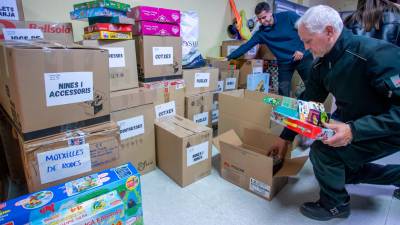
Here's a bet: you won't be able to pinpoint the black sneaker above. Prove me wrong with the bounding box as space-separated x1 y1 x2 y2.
300 200 350 221
394 188 400 200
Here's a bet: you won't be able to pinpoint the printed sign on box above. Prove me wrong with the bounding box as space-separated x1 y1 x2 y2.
37 144 92 184
2 28 43 40
117 115 145 141
193 111 209 126
104 47 126 68
0 0 19 20
155 101 176 119
152 46 173 65
225 77 237 90
194 72 210 88
187 141 209 167
217 80 224 93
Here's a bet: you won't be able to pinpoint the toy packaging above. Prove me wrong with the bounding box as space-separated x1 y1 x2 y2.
247 73 270 93
128 6 181 24
84 30 132 40
70 7 127 20
0 163 143 225
74 0 131 12
84 23 133 33
264 97 335 140
88 16 135 25
133 21 180 37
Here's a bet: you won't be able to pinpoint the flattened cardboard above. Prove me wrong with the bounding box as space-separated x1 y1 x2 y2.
185 92 213 127
183 67 219 96
155 115 212 187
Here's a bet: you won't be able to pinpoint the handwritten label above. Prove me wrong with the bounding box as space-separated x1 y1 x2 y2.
155 101 176 119
187 141 209 167
153 47 173 65
3 28 44 40
117 115 145 141
37 144 91 184
0 0 19 20
104 47 126 68
225 77 236 90
193 112 209 126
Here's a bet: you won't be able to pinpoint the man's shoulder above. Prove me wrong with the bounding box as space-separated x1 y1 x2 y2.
346 34 399 61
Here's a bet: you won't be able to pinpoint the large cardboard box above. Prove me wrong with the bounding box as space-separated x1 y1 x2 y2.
81 40 139 91
0 0 24 21
0 20 73 44
111 88 156 175
236 59 264 88
214 129 307 200
155 115 212 187
183 67 219 96
3 121 121 192
185 92 213 127
0 41 110 141
221 40 258 59
218 89 283 138
135 35 182 82
140 79 185 117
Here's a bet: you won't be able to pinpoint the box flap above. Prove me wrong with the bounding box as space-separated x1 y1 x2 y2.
111 88 155 111
274 156 308 177
1 40 102 50
213 129 242 151
155 115 211 139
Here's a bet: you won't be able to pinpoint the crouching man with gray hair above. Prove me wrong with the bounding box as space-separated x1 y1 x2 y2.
268 5 400 221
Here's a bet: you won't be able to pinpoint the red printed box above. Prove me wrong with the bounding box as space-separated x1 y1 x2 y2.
84 23 132 33
133 21 180 37
128 6 180 24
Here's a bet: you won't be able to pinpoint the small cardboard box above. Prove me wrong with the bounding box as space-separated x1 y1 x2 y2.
185 92 213 127
183 67 219 96
81 39 139 92
236 59 264 88
0 163 143 225
206 57 235 72
135 35 182 82
155 115 212 187
220 69 240 91
221 40 258 59
0 20 73 44
111 88 156 175
0 0 24 21
214 129 307 200
0 41 111 141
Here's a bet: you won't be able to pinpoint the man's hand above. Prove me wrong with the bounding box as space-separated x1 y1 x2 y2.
268 137 291 159
292 51 304 61
322 121 353 147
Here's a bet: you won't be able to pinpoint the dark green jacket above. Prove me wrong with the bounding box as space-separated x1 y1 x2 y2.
281 29 400 143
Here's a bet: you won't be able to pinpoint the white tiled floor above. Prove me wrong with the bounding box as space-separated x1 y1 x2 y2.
140 147 400 225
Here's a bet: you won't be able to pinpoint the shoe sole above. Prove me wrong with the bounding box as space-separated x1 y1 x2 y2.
300 206 350 221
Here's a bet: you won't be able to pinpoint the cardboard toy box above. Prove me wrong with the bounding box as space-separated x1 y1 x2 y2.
221 40 258 59
0 163 143 225
111 88 156 175
140 79 185 117
183 67 219 96
0 41 110 141
0 20 73 44
81 39 139 92
185 92 213 127
135 35 182 82
1 119 121 192
129 6 181 24
0 0 24 21
133 20 180 37
235 59 264 88
155 115 212 187
214 129 307 200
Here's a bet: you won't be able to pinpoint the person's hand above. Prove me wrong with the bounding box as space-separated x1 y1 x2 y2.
221 57 228 61
322 121 353 147
268 137 291 159
292 51 304 61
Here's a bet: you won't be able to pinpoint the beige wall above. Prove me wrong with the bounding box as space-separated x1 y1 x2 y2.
22 0 263 57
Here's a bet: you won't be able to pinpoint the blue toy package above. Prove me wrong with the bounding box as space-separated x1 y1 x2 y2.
247 73 270 93
0 163 143 225
70 7 127 20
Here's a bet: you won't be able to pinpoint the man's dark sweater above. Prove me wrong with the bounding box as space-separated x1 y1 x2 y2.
227 11 306 64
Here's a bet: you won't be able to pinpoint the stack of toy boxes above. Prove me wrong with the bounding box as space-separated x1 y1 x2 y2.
130 6 184 120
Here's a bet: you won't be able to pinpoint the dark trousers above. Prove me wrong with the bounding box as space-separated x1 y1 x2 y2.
310 136 400 208
277 53 314 97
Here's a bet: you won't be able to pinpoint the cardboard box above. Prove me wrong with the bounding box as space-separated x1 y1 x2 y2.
206 57 235 72
81 39 139 92
256 44 276 60
2 121 120 192
0 20 73 44
133 20 180 36
236 59 264 88
135 35 182 82
214 129 307 200
155 115 212 187
0 41 110 140
218 89 283 138
0 163 143 224
220 69 240 91
129 6 181 24
183 67 219 96
140 79 185 117
0 0 24 21
221 40 258 59
185 92 213 127
111 88 156 175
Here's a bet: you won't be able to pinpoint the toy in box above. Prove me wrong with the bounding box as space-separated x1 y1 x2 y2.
0 163 143 225
247 73 270 93
70 7 127 20
264 97 335 140
74 0 131 12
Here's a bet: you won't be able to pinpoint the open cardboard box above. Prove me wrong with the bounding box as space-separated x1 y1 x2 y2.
214 128 307 200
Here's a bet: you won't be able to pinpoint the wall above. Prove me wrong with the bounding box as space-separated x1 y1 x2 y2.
22 0 263 57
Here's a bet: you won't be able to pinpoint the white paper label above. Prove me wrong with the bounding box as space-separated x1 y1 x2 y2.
247 46 258 56
44 72 93 107
2 28 44 40
0 0 19 20
193 112 209 126
117 115 145 141
194 72 210 88
153 47 173 65
227 45 239 55
104 47 126 68
225 77 237 90
155 101 176 119
37 144 91 184
217 80 224 93
212 110 219 123
252 67 263 74
187 141 209 167
249 177 271 198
